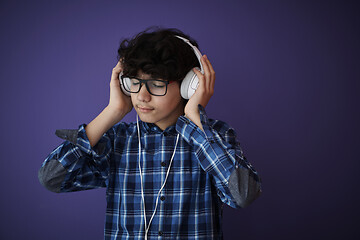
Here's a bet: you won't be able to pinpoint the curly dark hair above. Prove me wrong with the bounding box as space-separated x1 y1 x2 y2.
117 27 201 82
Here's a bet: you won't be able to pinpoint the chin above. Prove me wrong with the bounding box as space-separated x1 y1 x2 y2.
136 110 157 123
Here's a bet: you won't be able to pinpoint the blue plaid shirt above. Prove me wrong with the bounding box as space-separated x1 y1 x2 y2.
39 105 261 239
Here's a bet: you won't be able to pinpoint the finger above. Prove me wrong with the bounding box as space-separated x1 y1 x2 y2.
112 62 123 80
201 55 211 77
113 61 123 73
114 61 121 68
201 55 212 91
193 67 206 91
205 55 215 76
204 56 215 91
193 67 204 82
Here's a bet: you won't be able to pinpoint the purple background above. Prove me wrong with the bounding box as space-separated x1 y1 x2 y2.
1 0 359 239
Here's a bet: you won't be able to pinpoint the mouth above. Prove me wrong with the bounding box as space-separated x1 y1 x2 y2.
137 105 154 113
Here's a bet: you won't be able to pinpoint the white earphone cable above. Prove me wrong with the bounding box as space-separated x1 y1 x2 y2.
146 133 179 235
137 115 148 232
136 115 179 240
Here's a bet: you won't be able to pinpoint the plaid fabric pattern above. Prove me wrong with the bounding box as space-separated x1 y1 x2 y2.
43 106 260 239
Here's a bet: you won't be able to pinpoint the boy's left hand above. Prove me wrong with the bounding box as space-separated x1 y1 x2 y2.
184 55 215 130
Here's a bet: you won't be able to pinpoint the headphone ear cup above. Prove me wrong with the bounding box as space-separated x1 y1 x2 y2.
119 73 131 96
180 67 200 99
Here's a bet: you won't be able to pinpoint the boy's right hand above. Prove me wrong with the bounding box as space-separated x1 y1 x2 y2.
85 61 133 147
108 61 133 118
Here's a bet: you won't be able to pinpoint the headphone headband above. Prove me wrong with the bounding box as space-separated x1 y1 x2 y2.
174 35 204 73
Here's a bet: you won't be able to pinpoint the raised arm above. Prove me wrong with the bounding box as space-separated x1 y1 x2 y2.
86 61 133 147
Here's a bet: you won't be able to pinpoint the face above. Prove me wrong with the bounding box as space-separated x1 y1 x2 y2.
131 71 185 130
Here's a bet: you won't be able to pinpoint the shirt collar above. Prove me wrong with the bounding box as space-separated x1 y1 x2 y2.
140 120 177 135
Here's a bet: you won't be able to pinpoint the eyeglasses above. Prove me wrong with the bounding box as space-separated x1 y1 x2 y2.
121 75 174 96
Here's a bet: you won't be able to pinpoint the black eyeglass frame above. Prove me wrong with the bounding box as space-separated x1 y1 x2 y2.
120 75 174 96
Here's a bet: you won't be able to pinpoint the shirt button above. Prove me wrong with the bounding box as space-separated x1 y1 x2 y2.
160 196 166 201
185 119 190 124
163 132 168 136
158 231 163 236
161 162 166 167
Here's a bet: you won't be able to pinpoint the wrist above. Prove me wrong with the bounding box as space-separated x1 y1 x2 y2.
184 111 203 131
104 106 127 124
85 106 126 147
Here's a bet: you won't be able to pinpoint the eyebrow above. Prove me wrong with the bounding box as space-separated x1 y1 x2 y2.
131 76 168 82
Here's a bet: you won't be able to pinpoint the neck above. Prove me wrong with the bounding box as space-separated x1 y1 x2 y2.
156 102 185 131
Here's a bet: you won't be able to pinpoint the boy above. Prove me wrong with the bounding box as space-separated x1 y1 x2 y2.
38 27 262 239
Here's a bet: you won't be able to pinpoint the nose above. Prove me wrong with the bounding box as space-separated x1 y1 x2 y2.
136 83 151 102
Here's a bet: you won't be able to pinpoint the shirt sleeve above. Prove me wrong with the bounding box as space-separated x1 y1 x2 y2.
38 124 114 193
176 105 262 208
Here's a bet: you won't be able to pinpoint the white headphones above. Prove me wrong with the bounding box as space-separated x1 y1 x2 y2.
119 35 204 99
